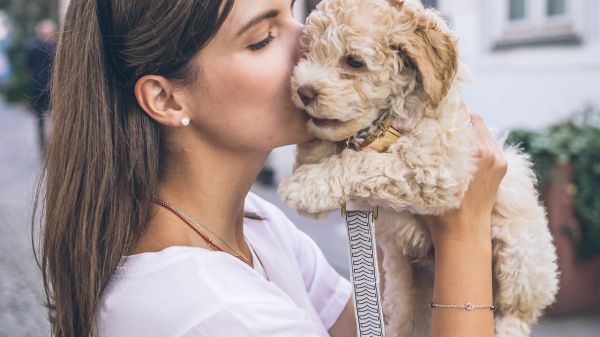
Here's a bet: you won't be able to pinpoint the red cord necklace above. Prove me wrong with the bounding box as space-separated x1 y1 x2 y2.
152 196 251 265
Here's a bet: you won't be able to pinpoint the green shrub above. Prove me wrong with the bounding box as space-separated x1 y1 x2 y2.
507 105 600 260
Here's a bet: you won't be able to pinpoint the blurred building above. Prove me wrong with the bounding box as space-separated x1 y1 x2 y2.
440 0 600 131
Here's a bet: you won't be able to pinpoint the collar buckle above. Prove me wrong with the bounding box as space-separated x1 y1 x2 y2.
347 113 405 153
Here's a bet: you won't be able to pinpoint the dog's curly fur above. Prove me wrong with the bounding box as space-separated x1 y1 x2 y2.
277 0 560 336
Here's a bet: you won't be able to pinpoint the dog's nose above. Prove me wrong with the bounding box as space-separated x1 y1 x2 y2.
297 85 317 106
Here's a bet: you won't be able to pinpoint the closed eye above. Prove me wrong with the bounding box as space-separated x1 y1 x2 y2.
248 32 275 51
244 0 297 52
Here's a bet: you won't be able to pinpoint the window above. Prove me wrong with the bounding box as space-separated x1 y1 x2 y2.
547 0 566 16
509 0 527 21
489 0 580 50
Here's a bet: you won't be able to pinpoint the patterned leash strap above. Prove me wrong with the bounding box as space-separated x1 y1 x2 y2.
342 201 386 337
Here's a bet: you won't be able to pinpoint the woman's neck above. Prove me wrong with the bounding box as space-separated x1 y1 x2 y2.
153 138 270 253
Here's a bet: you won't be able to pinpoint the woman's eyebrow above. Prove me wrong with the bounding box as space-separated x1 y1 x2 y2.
236 9 279 37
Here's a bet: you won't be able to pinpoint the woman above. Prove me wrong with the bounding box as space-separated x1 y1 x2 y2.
35 0 507 336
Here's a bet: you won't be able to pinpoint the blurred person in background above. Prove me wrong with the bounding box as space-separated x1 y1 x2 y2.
26 19 56 152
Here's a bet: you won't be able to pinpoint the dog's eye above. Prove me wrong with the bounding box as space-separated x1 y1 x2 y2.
403 57 417 72
345 56 364 69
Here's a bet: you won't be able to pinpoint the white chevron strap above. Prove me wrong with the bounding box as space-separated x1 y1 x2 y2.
343 201 386 337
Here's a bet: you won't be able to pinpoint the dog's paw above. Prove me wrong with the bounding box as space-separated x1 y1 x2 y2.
494 315 531 337
277 170 343 213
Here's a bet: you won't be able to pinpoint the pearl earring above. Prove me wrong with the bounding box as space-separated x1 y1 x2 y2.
180 117 190 126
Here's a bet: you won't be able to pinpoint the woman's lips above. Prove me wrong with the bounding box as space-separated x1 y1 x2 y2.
311 117 342 128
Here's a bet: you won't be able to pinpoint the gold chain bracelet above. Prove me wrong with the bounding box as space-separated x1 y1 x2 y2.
430 302 496 311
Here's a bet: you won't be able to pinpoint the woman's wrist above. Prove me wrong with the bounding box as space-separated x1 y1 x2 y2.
432 238 494 301
431 217 494 306
428 214 493 247
430 231 495 337
433 236 493 262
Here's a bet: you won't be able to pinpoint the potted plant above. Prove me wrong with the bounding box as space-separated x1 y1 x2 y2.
507 104 600 315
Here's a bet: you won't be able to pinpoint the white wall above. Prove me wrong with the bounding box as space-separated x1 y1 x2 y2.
440 0 600 131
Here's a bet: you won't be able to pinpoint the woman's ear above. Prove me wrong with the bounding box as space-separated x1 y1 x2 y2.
134 75 187 127
389 5 458 109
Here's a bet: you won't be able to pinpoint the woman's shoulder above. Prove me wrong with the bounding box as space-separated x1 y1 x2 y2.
105 245 287 301
97 246 294 336
245 190 286 219
244 190 301 243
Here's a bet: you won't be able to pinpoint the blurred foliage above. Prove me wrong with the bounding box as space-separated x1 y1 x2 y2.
507 104 600 260
0 0 57 104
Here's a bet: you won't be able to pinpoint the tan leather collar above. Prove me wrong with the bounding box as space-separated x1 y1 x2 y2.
347 113 404 152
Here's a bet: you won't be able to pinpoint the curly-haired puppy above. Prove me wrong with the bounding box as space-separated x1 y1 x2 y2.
277 0 559 336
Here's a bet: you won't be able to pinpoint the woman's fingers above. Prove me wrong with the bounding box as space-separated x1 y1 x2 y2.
420 103 508 241
463 104 507 171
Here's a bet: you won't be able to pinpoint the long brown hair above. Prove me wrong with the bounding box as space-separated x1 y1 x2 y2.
32 1 235 336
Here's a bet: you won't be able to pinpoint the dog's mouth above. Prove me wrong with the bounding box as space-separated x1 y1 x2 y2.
310 117 343 128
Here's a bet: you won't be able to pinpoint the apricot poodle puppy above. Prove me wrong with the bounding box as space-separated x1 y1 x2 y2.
278 0 559 336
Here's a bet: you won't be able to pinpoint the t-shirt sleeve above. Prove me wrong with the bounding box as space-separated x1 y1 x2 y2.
246 192 352 331
180 299 326 337
291 224 352 330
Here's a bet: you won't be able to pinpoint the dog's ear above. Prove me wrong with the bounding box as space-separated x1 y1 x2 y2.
387 0 404 10
390 99 422 132
390 6 458 108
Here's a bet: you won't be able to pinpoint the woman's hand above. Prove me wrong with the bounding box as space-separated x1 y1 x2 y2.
422 102 507 337
419 101 508 246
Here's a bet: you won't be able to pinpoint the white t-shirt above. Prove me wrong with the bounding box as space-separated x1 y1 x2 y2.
247 236 268 280
96 191 352 337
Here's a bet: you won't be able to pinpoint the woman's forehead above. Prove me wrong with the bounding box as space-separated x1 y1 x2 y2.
219 0 291 38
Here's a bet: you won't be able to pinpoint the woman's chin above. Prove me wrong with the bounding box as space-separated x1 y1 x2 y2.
306 120 352 142
277 124 314 147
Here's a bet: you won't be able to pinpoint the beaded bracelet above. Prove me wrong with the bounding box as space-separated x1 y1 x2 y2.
430 302 496 311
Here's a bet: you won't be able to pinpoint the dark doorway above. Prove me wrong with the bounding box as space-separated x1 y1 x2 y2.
422 0 438 8
305 0 321 12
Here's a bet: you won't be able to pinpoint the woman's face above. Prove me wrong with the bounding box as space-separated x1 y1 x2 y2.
184 0 313 152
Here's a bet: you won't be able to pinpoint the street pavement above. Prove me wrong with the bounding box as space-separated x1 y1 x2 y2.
0 101 50 337
1 99 598 336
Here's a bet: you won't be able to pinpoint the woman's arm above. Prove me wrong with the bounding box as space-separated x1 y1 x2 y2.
422 104 507 337
329 297 357 337
429 232 494 336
